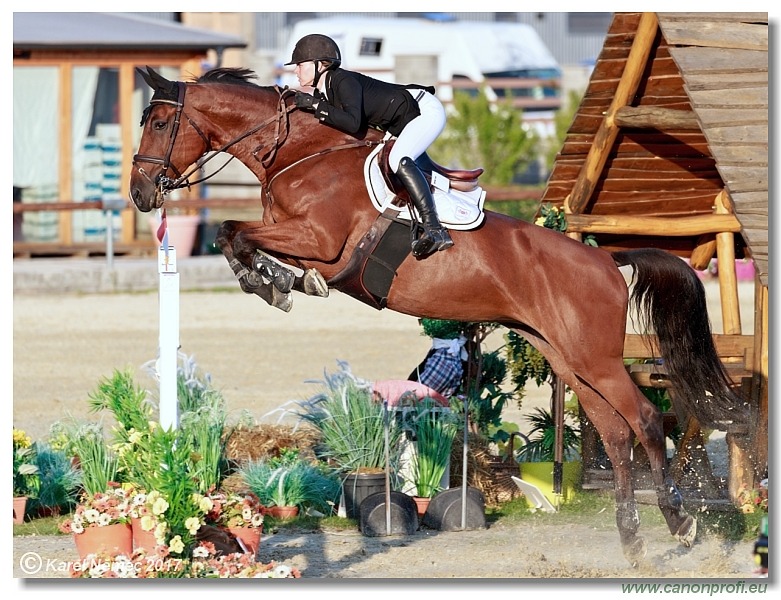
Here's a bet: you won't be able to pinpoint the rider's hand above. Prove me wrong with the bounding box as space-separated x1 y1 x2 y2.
294 92 318 112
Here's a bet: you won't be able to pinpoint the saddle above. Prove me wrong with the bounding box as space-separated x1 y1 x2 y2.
378 140 484 200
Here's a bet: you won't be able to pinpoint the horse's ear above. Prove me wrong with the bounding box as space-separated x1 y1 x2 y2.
136 66 156 90
138 66 177 98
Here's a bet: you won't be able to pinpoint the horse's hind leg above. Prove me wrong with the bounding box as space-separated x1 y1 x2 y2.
577 395 648 566
588 370 697 548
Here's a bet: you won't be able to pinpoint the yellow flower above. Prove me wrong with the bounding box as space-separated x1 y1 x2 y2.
128 429 143 444
140 515 156 532
196 495 214 513
168 535 184 554
534 217 545 226
185 517 201 535
13 428 32 449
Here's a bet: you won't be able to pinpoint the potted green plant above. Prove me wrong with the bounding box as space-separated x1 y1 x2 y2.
295 362 403 519
13 428 40 524
406 398 460 516
27 442 81 518
239 451 341 518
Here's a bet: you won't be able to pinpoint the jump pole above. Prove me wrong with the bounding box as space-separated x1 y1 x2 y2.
156 208 179 431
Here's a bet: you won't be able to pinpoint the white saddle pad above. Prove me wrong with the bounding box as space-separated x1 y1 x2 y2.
363 143 486 231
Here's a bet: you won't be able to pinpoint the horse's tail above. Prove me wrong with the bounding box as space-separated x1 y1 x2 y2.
612 248 747 428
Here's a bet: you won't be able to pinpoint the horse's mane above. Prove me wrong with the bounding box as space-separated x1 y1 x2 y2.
194 67 262 88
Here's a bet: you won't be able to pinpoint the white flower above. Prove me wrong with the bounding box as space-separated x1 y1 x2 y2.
96 513 112 526
272 565 292 578
151 497 169 516
185 517 201 535
251 513 264 527
192 546 210 558
197 495 213 513
70 520 84 534
83 509 100 523
242 507 252 521
168 535 184 554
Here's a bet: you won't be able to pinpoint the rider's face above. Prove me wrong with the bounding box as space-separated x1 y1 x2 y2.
294 61 316 87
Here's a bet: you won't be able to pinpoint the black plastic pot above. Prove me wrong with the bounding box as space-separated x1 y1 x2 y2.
342 472 386 520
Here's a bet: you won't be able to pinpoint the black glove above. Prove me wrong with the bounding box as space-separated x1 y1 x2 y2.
294 92 318 112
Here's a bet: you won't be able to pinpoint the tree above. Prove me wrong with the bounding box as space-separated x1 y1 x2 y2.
429 89 539 185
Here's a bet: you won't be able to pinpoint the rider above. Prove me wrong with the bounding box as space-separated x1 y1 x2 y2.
286 33 454 258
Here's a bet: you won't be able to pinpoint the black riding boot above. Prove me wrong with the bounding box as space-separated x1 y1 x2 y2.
395 157 454 258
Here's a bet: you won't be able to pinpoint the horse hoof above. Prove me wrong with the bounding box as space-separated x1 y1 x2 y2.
675 516 697 548
271 287 293 313
622 537 648 567
239 271 263 294
303 269 329 297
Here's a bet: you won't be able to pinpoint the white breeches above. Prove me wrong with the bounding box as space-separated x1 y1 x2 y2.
388 90 446 172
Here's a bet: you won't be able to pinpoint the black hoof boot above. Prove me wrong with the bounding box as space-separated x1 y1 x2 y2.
253 252 295 293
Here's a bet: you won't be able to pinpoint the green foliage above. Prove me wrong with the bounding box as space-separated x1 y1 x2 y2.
13 429 40 498
504 330 552 408
240 453 341 513
57 421 118 496
296 362 403 473
429 89 539 185
28 443 81 514
407 399 461 497
516 407 580 463
419 318 467 340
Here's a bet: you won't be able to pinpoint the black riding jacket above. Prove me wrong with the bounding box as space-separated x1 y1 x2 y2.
313 68 434 137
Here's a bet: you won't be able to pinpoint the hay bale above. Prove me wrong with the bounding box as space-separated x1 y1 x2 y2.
449 433 523 507
223 423 321 465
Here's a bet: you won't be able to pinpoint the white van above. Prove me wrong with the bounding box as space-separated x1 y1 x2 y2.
276 16 561 112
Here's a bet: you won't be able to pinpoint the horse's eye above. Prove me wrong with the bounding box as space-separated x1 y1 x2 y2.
153 119 167 131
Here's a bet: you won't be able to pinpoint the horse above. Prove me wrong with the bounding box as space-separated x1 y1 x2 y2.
129 66 744 566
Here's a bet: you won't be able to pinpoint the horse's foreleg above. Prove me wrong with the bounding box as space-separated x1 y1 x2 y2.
216 220 293 312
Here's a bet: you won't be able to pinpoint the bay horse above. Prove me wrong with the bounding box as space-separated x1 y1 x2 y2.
129 67 744 565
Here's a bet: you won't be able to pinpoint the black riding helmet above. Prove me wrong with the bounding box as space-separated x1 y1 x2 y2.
285 34 342 87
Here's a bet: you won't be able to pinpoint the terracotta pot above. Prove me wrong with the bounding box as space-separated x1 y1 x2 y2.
73 523 133 559
13 496 27 525
228 525 262 555
131 517 159 553
412 496 431 519
266 506 299 520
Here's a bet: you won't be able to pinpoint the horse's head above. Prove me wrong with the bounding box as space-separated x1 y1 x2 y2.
129 67 211 212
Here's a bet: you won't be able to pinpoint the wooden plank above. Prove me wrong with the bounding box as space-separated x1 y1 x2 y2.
696 108 767 127
657 13 767 24
670 47 768 74
659 21 767 51
684 71 767 91
705 124 768 145
688 86 767 108
717 166 767 192
702 144 767 167
624 334 753 361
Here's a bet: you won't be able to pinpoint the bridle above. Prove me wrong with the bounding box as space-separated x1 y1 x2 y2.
132 81 296 195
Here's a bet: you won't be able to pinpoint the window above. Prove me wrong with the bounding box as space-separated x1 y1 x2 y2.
359 37 383 57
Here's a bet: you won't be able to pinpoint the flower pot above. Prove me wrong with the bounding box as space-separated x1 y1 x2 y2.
266 506 299 520
131 517 158 553
73 523 133 559
412 496 431 519
148 214 200 257
228 525 262 555
342 472 386 520
519 461 582 506
13 496 27 525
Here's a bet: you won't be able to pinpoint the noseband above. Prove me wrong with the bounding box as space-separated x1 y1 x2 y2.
132 81 295 195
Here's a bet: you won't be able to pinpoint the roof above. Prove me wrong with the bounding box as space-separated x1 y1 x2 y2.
541 12 768 287
13 12 246 52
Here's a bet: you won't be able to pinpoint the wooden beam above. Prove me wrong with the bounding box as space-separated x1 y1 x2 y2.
565 213 741 236
613 106 700 130
689 234 717 269
714 191 742 335
568 12 659 214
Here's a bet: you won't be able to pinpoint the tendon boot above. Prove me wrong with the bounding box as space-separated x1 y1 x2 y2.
395 156 454 258
253 252 295 293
